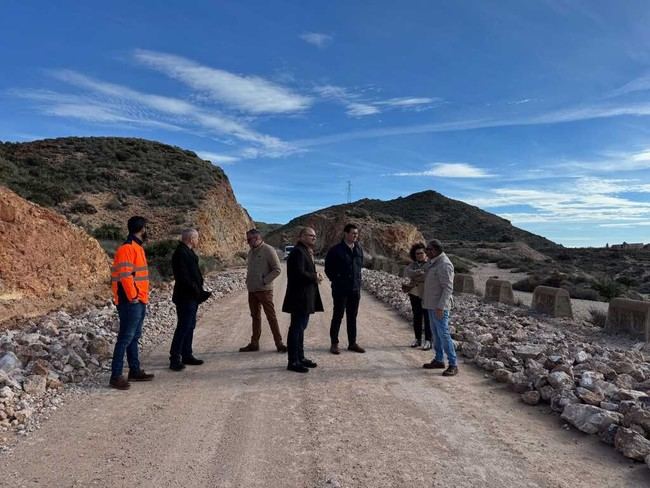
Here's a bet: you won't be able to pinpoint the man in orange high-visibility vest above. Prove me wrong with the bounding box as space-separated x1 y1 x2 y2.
109 216 155 390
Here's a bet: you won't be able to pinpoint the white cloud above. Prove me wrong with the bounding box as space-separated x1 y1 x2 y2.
393 163 493 178
300 32 333 48
608 72 650 98
196 151 239 165
133 49 312 114
377 97 439 107
466 177 650 226
346 102 380 116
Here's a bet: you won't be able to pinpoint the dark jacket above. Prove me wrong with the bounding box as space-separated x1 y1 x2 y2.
282 242 324 315
172 242 204 304
325 240 364 294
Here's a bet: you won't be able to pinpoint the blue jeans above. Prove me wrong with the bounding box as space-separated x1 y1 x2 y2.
427 309 457 367
111 301 146 378
287 313 310 365
170 300 199 362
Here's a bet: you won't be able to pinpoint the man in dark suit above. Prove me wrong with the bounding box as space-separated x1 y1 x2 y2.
169 228 211 371
282 227 324 373
325 223 365 354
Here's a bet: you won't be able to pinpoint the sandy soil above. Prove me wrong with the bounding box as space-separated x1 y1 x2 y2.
0 267 647 487
472 263 609 322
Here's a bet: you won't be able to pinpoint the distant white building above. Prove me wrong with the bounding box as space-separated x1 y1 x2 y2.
611 242 645 250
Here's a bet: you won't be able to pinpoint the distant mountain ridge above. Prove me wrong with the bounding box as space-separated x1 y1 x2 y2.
267 190 558 251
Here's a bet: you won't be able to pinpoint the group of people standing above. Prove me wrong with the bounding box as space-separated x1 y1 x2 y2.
107 216 457 389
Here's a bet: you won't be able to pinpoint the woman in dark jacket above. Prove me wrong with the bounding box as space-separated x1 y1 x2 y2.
282 227 324 373
403 242 432 350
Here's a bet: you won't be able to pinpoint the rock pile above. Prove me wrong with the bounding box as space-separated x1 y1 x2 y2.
0 270 245 442
362 268 650 469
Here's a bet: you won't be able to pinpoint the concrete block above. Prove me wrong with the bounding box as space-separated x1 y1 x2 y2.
485 278 515 305
532 286 573 318
606 298 650 341
454 273 475 294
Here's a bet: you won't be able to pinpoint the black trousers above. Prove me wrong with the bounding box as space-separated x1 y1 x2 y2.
287 313 310 364
329 289 361 345
170 300 199 362
408 294 431 342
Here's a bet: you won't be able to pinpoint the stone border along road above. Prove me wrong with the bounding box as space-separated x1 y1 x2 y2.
0 269 247 449
363 268 650 471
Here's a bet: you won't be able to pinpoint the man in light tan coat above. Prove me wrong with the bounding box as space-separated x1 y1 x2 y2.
240 229 287 352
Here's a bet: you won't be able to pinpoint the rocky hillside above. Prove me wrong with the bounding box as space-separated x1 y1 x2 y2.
0 137 252 261
352 191 557 250
0 187 110 326
265 206 424 265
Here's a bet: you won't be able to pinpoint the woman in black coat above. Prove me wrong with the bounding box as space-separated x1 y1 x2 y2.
282 227 323 373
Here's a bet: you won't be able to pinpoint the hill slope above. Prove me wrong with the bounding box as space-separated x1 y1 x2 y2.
268 190 557 252
0 137 252 261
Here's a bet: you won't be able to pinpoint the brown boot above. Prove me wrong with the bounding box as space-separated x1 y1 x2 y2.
330 343 340 355
239 343 259 352
276 344 288 353
128 369 155 381
109 375 130 390
423 360 446 369
348 343 366 353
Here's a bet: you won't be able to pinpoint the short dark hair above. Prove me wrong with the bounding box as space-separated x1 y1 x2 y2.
343 223 358 233
426 239 443 254
246 228 260 236
409 242 426 261
127 216 147 235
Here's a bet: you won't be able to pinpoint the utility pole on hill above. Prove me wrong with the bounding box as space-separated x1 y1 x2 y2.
347 180 352 204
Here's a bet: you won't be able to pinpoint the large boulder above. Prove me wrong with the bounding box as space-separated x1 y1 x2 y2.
561 404 623 434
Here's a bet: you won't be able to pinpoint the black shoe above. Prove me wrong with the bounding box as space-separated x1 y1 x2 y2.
347 343 366 353
423 360 446 369
301 358 318 368
239 343 259 352
128 369 155 381
287 362 309 373
442 366 459 376
182 356 204 366
169 362 186 371
276 344 288 353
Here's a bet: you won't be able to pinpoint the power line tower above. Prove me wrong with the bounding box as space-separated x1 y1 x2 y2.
346 180 352 203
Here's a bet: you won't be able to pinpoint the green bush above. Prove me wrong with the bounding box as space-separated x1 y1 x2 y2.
93 223 123 240
145 239 179 280
592 277 624 301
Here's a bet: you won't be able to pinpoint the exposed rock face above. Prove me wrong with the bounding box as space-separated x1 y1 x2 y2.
192 181 253 261
0 186 110 325
265 209 424 262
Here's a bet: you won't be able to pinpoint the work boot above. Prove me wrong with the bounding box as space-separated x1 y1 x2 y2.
128 369 155 381
276 344 288 353
330 343 340 355
442 365 459 377
239 343 259 352
182 356 204 365
423 360 446 369
347 343 366 353
109 376 130 390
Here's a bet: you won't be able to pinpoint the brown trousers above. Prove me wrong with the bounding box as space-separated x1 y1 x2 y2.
248 290 283 346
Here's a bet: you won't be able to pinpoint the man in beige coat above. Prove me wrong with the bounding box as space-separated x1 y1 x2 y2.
239 229 287 353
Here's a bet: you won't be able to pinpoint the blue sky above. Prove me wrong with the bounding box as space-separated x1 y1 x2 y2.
2 0 650 247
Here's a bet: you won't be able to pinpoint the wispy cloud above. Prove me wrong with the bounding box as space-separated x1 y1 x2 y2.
314 84 436 117
608 72 650 98
300 32 333 48
467 176 650 226
393 162 493 178
14 71 296 158
133 49 312 114
195 151 240 165
295 100 650 147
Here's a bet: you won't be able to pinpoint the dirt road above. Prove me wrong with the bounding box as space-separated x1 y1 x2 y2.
1 269 648 487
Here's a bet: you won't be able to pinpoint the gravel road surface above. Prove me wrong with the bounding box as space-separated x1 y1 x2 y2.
0 268 647 487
